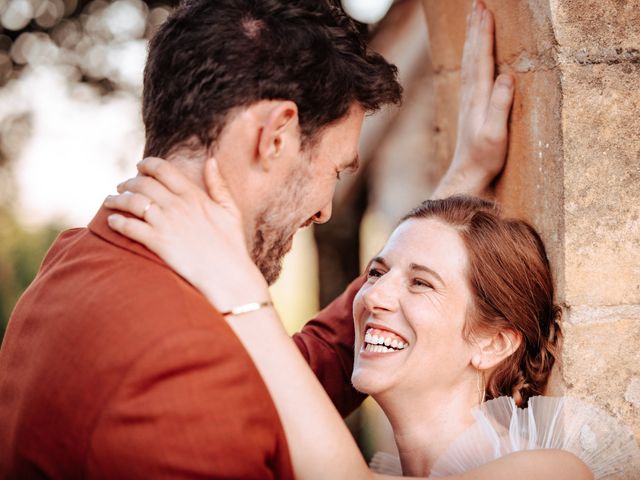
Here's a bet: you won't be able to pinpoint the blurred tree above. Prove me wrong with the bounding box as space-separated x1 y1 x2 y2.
0 206 62 338
0 0 179 95
0 0 178 341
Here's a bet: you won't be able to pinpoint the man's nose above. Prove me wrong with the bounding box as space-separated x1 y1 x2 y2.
312 201 333 225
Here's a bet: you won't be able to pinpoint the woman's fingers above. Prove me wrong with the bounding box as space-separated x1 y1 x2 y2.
461 1 494 111
461 1 481 82
482 74 515 144
137 157 195 196
106 214 157 248
464 2 494 100
446 2 514 196
104 191 156 220
116 175 176 209
477 8 495 90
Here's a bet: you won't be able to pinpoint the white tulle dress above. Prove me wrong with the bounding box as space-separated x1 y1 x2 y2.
370 396 640 479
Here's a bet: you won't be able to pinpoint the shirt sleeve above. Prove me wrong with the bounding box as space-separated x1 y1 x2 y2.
85 329 291 479
292 276 367 417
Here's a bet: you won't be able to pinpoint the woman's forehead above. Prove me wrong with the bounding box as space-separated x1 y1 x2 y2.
380 218 469 274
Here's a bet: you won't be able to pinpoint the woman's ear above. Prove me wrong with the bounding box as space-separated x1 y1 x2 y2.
472 329 522 370
256 101 300 170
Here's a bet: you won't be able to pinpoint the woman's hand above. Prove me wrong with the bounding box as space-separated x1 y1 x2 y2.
104 157 270 313
433 0 515 199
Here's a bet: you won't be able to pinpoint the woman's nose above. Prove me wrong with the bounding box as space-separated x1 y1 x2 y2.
362 275 398 313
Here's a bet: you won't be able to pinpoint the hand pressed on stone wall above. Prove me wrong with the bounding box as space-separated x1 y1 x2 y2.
432 0 514 200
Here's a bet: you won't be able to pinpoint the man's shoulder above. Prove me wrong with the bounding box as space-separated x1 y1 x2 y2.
5 223 242 405
0 229 284 480
18 224 224 338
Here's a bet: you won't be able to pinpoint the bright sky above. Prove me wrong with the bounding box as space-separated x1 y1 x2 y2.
0 0 150 227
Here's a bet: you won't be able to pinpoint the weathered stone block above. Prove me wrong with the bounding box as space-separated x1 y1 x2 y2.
551 0 640 57
495 68 564 298
562 62 640 306
561 314 640 440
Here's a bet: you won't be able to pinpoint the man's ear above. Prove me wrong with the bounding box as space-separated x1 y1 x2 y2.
256 101 300 170
471 329 522 371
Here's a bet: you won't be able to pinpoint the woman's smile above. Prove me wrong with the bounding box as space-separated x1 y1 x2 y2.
361 325 410 354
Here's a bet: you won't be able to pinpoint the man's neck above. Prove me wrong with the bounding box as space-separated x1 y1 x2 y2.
164 154 207 191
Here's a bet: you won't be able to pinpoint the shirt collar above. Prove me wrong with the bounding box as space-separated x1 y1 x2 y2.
88 206 167 267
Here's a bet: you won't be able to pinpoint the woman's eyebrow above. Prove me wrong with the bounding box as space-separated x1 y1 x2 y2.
409 263 444 285
370 256 387 268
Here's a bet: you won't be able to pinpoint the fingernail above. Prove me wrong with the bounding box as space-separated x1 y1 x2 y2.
481 10 489 24
104 195 112 204
107 214 117 225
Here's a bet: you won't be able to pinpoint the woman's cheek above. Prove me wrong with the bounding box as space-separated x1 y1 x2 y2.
352 288 367 320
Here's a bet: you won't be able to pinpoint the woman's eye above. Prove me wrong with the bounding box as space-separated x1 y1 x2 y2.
367 267 383 278
412 278 433 289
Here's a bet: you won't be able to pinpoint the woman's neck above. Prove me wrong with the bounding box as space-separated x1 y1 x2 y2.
375 381 478 477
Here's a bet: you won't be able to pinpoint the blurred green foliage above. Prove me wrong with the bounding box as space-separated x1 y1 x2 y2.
0 206 61 341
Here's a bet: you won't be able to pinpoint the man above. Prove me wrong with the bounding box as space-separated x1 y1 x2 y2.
0 0 513 478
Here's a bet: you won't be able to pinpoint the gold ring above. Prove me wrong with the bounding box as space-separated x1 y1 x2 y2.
142 201 152 218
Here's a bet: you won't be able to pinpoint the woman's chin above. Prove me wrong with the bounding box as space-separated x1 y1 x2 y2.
351 369 389 396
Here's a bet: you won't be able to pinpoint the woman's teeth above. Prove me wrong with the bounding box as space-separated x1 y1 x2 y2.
363 328 408 353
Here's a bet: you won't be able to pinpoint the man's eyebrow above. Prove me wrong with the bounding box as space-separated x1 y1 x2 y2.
345 154 360 172
410 263 444 285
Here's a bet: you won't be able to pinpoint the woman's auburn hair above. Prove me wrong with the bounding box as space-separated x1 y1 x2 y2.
402 195 562 407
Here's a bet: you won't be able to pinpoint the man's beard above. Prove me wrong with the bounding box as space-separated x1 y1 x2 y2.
249 160 311 285
250 215 296 285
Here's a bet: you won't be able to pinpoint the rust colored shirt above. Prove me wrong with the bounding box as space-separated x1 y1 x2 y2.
0 207 365 479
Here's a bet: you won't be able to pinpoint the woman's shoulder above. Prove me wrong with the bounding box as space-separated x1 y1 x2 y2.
455 448 592 480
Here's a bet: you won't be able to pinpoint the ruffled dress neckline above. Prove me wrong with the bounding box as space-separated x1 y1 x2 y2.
370 396 640 479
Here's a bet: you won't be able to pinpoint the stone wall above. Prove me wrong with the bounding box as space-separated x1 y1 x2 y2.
422 0 640 454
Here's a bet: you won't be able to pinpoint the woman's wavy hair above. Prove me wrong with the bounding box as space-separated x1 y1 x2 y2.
403 195 562 407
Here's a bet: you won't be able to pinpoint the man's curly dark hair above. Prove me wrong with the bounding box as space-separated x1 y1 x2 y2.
142 0 402 158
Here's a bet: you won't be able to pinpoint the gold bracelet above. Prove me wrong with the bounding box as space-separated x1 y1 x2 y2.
220 300 273 317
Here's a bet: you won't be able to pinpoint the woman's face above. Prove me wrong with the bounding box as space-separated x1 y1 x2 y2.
352 218 476 397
